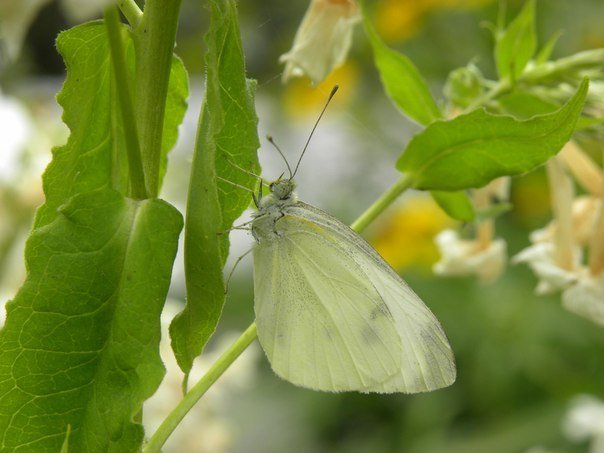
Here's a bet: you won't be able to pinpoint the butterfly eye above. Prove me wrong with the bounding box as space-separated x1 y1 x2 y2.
269 182 275 191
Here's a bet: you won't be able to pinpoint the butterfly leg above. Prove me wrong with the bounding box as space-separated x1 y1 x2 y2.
224 247 254 294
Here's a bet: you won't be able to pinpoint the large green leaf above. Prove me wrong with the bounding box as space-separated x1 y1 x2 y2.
35 22 187 228
397 79 588 190
362 5 441 126
495 0 536 80
0 188 182 451
170 0 260 375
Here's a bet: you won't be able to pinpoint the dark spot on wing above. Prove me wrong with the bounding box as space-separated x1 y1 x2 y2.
370 302 394 321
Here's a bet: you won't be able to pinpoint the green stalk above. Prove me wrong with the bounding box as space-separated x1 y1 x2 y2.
350 174 414 233
143 323 258 453
116 0 143 27
133 0 182 197
143 174 414 452
105 6 147 199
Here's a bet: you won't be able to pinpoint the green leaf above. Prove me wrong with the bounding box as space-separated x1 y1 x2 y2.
159 55 189 187
170 0 260 375
535 30 563 65
431 191 475 221
0 188 182 452
475 202 513 222
496 0 536 80
576 116 604 130
397 78 589 190
497 92 558 118
35 22 187 229
362 5 441 125
444 64 485 109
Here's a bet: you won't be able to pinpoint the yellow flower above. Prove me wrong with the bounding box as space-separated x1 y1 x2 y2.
370 196 453 271
280 0 361 85
282 61 359 119
374 0 493 43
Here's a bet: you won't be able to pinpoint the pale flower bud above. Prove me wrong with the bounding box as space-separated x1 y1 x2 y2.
280 0 360 85
562 272 604 326
563 395 604 450
512 242 581 295
433 229 507 283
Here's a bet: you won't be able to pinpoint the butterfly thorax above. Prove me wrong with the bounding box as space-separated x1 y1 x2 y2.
252 178 299 243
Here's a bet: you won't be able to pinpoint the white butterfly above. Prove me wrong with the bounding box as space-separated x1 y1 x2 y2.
251 177 456 393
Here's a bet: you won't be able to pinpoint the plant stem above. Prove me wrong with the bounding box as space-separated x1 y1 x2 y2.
133 0 182 197
464 79 510 112
104 6 147 199
143 323 258 453
350 174 414 233
116 0 143 27
589 201 604 276
144 174 414 451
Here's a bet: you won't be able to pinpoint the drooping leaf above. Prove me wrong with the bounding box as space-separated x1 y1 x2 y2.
35 22 187 229
362 5 441 125
397 79 588 190
431 191 475 221
170 0 260 375
0 189 182 452
495 0 536 80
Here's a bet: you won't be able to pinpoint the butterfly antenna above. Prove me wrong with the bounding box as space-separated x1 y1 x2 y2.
266 135 293 179
292 85 339 178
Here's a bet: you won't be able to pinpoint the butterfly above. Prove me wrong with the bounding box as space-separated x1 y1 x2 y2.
248 88 456 393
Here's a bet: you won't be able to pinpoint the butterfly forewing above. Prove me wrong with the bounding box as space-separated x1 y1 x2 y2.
254 215 403 392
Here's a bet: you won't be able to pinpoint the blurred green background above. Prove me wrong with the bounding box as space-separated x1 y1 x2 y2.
1 1 604 452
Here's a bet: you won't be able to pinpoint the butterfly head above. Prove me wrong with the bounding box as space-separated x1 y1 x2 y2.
269 177 297 201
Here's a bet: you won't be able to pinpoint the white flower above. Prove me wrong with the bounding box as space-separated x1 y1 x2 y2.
433 229 507 283
512 242 581 295
530 196 600 247
0 0 51 64
0 0 113 64
563 395 604 452
514 153 604 327
280 0 360 85
562 272 604 327
433 177 510 283
0 92 33 182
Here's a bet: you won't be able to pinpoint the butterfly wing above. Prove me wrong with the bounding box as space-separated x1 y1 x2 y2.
253 202 456 393
253 212 403 392
288 203 456 393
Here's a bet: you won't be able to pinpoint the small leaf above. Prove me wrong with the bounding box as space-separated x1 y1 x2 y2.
431 191 475 221
496 0 536 80
397 78 589 190
170 0 260 375
362 5 441 125
0 189 182 451
535 30 563 64
476 202 513 222
576 116 604 130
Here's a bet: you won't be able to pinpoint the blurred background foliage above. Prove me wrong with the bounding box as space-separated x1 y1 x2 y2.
1 0 604 452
